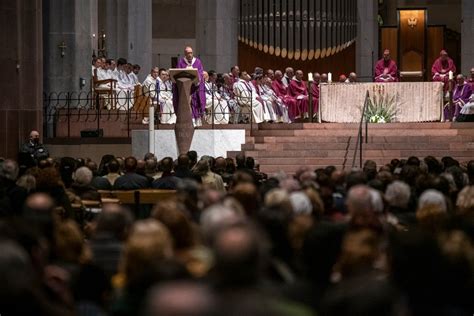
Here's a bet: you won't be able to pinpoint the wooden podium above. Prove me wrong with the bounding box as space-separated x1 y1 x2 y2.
169 68 199 155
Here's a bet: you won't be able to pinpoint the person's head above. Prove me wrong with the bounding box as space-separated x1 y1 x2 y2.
187 150 198 167
470 67 474 78
295 70 304 81
274 70 283 80
240 71 251 81
152 199 195 250
145 159 157 175
55 219 88 264
346 185 375 216
184 46 194 61
456 186 474 216
285 67 294 78
348 72 357 82
321 73 328 82
456 74 465 86
94 203 133 241
440 49 448 61
338 74 347 83
121 219 173 282
107 158 120 173
231 65 240 77
133 64 140 74
208 70 217 83
223 73 232 85
124 156 138 173
385 181 411 210
212 223 266 287
73 166 93 187
313 72 321 83
150 67 159 79
235 153 246 168
416 189 448 230
0 159 19 182
161 157 174 174
202 71 209 82
125 63 133 73
177 154 190 169
266 69 274 80
145 282 217 316
383 49 390 61
29 130 40 144
117 57 127 68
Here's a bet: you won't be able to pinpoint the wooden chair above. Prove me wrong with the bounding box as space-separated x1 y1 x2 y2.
92 68 117 109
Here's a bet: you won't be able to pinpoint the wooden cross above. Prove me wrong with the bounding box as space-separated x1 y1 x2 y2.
58 41 67 57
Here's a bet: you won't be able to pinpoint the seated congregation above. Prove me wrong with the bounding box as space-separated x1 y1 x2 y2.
1 150 474 316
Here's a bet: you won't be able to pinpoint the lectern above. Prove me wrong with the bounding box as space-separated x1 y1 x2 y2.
169 68 199 155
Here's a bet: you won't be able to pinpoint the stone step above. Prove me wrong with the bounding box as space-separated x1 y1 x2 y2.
251 129 470 138
254 135 474 144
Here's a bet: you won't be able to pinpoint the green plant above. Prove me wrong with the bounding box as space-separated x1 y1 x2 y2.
363 91 398 123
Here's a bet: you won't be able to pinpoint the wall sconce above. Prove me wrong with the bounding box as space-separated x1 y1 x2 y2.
58 41 67 57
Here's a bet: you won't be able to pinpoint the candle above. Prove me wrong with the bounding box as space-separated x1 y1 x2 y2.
328 72 332 83
308 72 313 82
448 71 453 80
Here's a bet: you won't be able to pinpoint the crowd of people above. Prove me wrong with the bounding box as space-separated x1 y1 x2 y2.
1 129 474 315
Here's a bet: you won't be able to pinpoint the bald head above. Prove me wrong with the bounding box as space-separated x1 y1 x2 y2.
146 282 216 316
184 46 194 61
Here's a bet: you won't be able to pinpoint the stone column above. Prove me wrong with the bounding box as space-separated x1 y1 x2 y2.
461 0 474 75
195 0 239 73
356 0 379 82
43 0 95 93
0 0 43 158
104 0 152 82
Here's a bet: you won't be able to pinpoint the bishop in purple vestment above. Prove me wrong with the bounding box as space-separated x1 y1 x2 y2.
444 74 473 121
174 46 206 123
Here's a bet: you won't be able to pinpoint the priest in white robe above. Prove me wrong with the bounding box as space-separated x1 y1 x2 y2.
233 72 265 124
157 70 176 124
204 71 229 124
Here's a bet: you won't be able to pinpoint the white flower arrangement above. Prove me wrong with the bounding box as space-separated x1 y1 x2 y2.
363 90 398 123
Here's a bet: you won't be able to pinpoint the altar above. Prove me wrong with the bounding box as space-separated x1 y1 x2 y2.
319 82 444 123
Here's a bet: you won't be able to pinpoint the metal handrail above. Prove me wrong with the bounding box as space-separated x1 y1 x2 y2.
351 90 370 169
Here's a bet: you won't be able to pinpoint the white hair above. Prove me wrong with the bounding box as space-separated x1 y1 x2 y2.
73 166 93 186
385 181 411 209
289 191 312 215
200 204 242 239
418 189 447 213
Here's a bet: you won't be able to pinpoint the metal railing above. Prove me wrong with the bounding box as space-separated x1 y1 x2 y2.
351 90 370 169
43 81 321 139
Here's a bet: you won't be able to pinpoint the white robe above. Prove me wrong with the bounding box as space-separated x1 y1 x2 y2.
233 80 265 124
260 84 290 123
220 85 240 124
157 78 176 124
205 82 229 124
142 74 158 101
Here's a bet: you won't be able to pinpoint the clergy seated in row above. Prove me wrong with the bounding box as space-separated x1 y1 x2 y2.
141 67 176 125
233 71 265 123
220 74 241 124
272 70 297 122
282 67 295 88
311 73 321 116
432 50 456 92
253 74 277 122
260 75 290 123
156 69 176 124
374 49 398 83
288 70 309 120
444 74 473 122
457 94 474 122
468 68 474 90
204 71 229 124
